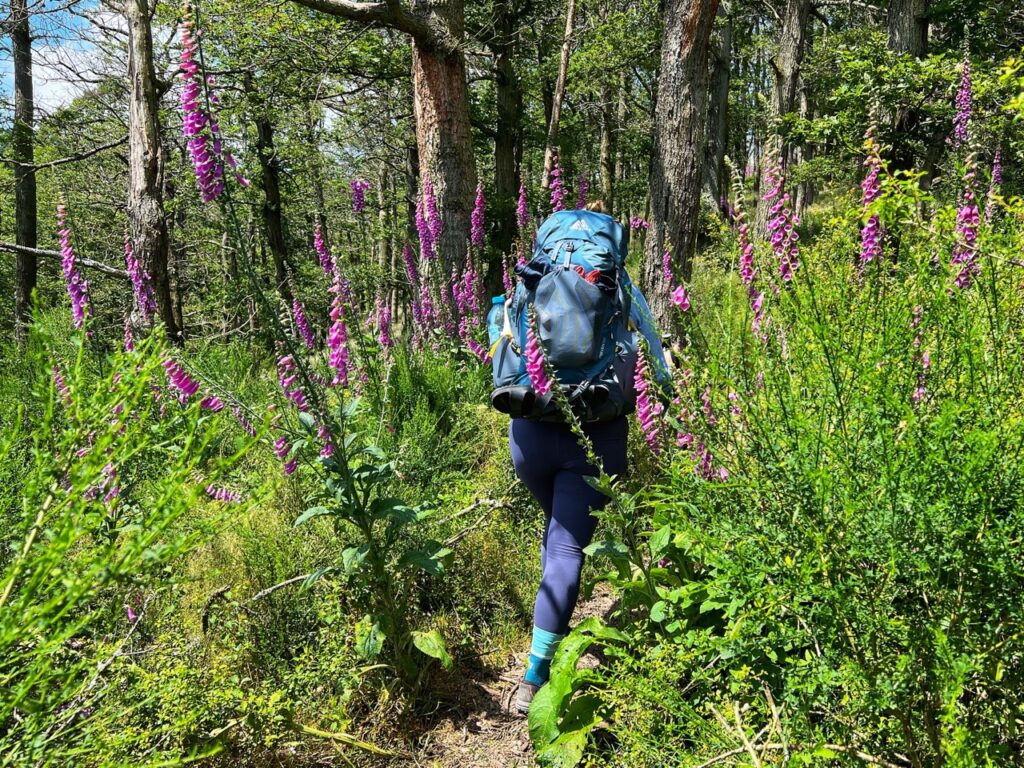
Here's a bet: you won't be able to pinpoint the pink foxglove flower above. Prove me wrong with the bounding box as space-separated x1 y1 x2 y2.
163 358 200 398
415 191 435 262
327 270 350 386
502 258 513 295
471 182 486 251
762 152 799 281
376 297 393 349
292 298 316 349
233 406 257 437
314 220 334 276
630 216 650 231
516 183 530 230
951 157 981 290
860 126 884 267
350 178 370 213
549 159 567 213
123 316 135 352
575 170 589 210
57 204 90 329
53 365 72 406
278 354 308 411
525 328 552 396
634 350 662 455
662 249 673 284
671 284 690 311
951 51 972 149
206 485 243 503
124 232 156 322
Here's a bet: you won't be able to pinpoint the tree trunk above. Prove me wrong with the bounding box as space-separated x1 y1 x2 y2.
887 0 928 172
410 13 476 285
755 0 810 233
11 0 36 344
599 82 615 212
641 0 721 329
887 0 928 56
613 73 628 219
125 0 181 341
492 4 521 260
253 101 293 308
704 7 731 213
540 0 577 188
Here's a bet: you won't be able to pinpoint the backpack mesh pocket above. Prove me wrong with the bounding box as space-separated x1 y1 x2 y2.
535 269 611 369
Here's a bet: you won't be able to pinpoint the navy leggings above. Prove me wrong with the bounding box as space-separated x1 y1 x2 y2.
509 416 629 635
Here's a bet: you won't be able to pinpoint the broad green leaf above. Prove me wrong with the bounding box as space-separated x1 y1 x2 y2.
354 615 384 659
649 525 672 559
398 542 454 575
297 411 316 433
411 629 452 669
295 506 331 527
342 544 369 574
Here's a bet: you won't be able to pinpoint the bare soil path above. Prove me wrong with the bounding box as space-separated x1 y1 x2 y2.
410 586 617 768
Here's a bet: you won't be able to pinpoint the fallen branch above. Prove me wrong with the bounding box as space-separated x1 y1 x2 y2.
0 241 130 280
246 573 311 605
297 722 399 757
694 742 909 768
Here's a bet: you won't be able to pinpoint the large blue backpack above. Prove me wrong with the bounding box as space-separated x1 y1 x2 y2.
490 210 643 422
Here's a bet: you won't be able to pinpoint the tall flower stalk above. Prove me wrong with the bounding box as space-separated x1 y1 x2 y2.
860 126 884 267
314 220 335 276
471 182 486 251
124 232 156 322
762 149 799 282
350 179 370 213
179 4 247 202
634 349 663 455
549 158 567 213
951 49 972 149
525 326 553 397
951 155 981 290
57 204 90 330
575 170 589 210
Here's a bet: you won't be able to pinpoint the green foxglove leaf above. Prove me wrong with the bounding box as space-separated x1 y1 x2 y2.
411 629 452 669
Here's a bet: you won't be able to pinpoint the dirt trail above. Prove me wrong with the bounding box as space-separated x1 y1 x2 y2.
412 587 617 768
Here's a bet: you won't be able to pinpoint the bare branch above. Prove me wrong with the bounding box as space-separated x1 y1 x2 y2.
288 0 436 45
0 242 129 280
1 136 127 170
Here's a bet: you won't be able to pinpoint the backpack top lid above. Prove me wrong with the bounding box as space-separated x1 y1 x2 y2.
534 210 628 267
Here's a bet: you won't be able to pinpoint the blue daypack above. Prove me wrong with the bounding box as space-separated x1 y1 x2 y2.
490 210 644 422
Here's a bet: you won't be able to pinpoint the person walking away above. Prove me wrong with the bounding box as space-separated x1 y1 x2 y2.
487 202 669 714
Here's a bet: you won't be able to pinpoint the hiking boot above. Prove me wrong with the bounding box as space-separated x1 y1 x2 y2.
515 680 540 716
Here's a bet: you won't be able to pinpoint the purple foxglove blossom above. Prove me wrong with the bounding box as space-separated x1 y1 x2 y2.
630 216 650 231
53 366 72 406
402 242 420 289
951 159 981 290
633 350 662 455
232 406 257 437
763 155 800 282
471 182 486 251
277 354 308 411
200 395 223 411
424 179 441 251
662 249 673 284
986 149 1002 221
415 192 435 262
671 284 690 311
516 183 530 230
466 338 490 363
327 273 350 386
524 328 553 396
314 220 335 276
316 423 335 458
701 386 717 426
123 316 135 352
180 11 225 202
502 258 513 295
575 170 589 210
100 462 119 505
376 297 393 349
860 127 884 266
206 485 242 503
350 178 370 213
124 232 156 322
273 435 297 475
292 298 316 349
57 205 91 330
126 605 138 624
951 52 972 149
163 358 200 398
549 159 567 213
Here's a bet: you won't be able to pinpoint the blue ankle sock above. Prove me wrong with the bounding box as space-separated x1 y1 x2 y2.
524 626 564 686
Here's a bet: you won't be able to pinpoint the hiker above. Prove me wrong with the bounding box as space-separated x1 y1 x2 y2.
488 201 669 714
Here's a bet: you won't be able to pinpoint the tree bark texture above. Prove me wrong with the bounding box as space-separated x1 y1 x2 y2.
11 0 36 344
641 0 721 329
754 0 810 233
541 0 576 188
491 4 522 260
291 0 476 284
599 82 615 213
254 108 294 308
704 9 731 212
126 0 181 341
887 0 928 56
